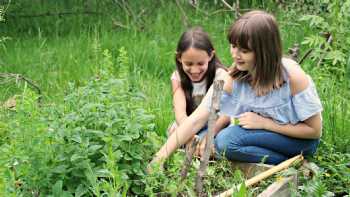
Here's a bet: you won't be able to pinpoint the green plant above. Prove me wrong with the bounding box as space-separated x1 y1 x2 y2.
300 0 350 76
0 48 161 196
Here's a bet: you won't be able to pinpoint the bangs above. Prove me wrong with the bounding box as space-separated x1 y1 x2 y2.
227 20 252 50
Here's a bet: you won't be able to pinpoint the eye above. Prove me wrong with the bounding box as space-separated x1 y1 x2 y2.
231 44 237 48
184 62 193 66
198 62 205 66
241 48 251 53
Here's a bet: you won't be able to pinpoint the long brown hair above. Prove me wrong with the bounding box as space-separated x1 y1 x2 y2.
175 27 225 115
227 10 284 96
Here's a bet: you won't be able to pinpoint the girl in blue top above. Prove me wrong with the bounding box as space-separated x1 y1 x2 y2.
151 10 322 166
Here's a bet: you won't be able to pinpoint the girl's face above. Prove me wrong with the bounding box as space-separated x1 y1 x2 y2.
178 47 213 82
230 44 255 72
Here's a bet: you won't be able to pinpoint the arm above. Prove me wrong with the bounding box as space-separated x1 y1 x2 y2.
263 113 321 139
152 105 210 163
172 79 188 125
238 64 322 139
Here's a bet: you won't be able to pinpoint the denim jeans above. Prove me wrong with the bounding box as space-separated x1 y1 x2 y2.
214 125 319 165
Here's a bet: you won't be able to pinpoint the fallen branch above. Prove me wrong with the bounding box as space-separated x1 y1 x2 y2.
221 0 234 11
7 11 102 18
196 80 224 196
215 154 303 197
0 73 42 104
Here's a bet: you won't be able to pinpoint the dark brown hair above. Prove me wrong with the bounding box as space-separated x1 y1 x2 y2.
176 27 225 115
227 10 284 96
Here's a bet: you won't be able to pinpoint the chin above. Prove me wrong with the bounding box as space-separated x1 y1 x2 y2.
236 65 248 71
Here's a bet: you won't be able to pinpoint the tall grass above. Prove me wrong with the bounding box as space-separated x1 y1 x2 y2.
0 1 349 149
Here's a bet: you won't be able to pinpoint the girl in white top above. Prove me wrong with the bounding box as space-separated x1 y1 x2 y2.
169 27 229 146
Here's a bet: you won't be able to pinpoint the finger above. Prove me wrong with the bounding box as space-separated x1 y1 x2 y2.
242 124 251 129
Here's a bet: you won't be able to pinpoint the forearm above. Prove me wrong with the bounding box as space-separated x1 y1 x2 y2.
264 118 321 139
175 111 187 125
213 115 230 136
154 107 209 162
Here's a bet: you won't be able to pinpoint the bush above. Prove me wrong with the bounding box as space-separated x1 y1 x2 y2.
0 48 160 196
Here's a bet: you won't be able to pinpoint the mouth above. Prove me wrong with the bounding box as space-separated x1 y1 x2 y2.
190 73 203 81
236 60 245 65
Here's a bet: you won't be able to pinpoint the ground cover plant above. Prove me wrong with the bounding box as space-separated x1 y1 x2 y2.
0 0 349 196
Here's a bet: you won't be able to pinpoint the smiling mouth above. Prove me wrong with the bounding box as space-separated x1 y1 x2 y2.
190 73 203 81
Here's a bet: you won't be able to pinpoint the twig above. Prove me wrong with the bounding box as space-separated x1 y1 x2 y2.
235 0 241 18
298 48 313 65
180 135 200 180
195 80 224 196
175 0 190 27
317 32 333 67
7 11 102 18
221 0 234 11
215 154 303 197
0 73 42 104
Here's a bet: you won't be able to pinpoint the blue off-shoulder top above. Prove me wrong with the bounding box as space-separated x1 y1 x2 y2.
218 59 323 125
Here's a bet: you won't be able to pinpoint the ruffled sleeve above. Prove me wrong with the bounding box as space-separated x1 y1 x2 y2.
171 70 180 81
292 76 323 121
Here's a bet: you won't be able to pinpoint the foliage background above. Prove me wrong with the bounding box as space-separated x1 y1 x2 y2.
0 0 349 196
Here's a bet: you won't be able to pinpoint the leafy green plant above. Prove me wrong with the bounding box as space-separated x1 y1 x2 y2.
300 0 350 76
0 48 161 196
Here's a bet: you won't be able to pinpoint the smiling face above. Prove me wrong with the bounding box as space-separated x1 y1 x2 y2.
230 44 255 72
178 47 213 82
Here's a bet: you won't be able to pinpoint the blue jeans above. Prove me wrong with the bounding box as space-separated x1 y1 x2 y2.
214 125 319 165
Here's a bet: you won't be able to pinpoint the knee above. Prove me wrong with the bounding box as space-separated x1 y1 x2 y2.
215 126 243 154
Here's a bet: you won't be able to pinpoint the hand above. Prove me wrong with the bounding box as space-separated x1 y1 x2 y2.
147 156 164 174
194 137 206 157
194 136 215 158
238 112 270 130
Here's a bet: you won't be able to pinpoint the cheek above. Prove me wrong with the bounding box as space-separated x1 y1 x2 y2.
182 65 191 72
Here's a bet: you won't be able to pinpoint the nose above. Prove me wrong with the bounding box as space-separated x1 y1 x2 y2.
190 66 201 74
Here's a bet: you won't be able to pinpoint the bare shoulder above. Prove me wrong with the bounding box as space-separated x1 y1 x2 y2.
283 58 309 96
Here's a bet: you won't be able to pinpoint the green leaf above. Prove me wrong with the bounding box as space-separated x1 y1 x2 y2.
52 180 63 197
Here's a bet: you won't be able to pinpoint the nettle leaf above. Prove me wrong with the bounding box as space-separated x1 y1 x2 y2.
325 50 346 65
52 165 68 174
88 145 103 154
52 180 63 197
74 184 88 197
71 153 85 162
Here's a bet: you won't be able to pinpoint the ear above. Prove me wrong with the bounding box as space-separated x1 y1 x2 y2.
209 50 215 60
175 52 182 62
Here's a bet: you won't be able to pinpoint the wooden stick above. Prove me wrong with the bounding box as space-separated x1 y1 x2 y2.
180 135 200 180
196 80 224 196
221 0 234 10
215 154 303 197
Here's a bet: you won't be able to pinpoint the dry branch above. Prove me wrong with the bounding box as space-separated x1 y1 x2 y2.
180 135 200 180
195 80 224 196
0 73 42 103
175 0 190 27
216 154 303 197
7 11 102 18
